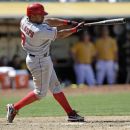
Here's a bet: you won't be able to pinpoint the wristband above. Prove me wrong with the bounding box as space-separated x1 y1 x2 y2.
63 20 69 25
71 27 77 33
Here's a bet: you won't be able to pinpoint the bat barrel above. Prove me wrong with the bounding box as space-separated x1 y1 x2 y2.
119 18 126 23
84 18 126 26
106 18 126 24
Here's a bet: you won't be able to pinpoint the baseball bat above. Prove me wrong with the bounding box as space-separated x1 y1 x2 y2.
84 18 126 26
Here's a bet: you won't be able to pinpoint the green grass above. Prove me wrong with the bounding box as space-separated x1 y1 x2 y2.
1 92 130 117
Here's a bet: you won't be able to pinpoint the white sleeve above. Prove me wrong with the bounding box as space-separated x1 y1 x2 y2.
37 25 57 41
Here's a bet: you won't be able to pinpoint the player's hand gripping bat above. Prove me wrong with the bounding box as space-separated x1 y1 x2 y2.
84 18 126 26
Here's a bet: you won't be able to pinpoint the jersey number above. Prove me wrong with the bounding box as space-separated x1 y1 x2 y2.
21 32 26 46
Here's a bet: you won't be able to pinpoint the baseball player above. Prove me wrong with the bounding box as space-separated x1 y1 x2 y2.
6 3 84 123
95 26 118 85
71 31 96 86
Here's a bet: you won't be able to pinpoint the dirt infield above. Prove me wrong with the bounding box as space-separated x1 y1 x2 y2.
0 116 130 130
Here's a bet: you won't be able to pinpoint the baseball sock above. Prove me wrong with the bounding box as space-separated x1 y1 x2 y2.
53 92 73 115
14 91 38 110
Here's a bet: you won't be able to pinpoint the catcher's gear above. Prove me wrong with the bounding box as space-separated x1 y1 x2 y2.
27 3 48 17
68 110 85 122
6 104 18 123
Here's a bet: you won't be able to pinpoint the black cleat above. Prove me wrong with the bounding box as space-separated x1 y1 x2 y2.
68 110 85 122
6 104 18 123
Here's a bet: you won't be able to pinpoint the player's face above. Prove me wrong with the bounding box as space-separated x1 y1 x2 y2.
30 14 44 24
36 15 44 24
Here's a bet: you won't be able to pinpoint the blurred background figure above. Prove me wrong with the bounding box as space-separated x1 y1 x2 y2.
113 24 125 84
123 31 130 83
95 26 118 85
71 31 96 86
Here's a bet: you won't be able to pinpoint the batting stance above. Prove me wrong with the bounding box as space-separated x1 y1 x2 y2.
6 3 84 123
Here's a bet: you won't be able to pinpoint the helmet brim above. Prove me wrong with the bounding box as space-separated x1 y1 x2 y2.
44 11 48 16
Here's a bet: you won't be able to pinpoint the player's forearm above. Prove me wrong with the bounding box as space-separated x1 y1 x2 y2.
56 22 84 39
56 28 77 39
45 18 78 27
45 18 66 26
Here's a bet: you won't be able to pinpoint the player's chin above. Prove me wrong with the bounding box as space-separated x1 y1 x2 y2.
37 18 44 24
40 19 44 24
37 20 43 24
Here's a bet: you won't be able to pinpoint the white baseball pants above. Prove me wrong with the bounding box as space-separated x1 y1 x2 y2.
74 63 96 86
26 54 62 98
96 60 117 85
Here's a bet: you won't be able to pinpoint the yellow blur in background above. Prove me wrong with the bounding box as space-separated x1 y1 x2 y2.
1 2 130 18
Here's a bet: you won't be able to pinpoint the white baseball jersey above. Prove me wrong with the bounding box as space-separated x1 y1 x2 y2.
20 16 61 98
20 16 57 56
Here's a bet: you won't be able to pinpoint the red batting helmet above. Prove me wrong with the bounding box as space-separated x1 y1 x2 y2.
27 3 48 17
